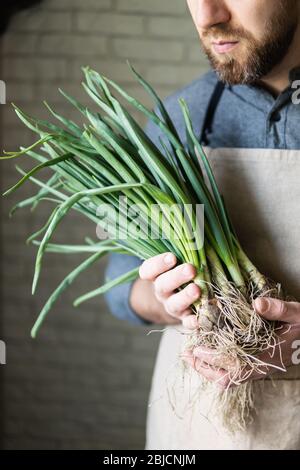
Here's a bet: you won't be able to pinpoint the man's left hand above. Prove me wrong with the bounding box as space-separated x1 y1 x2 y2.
182 298 300 389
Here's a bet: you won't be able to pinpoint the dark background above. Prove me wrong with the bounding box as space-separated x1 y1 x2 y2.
0 0 208 449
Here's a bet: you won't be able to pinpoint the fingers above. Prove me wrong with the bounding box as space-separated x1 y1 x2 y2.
182 350 230 389
182 314 199 330
193 346 238 371
139 253 201 322
183 336 296 388
184 342 285 387
154 263 197 300
164 283 201 316
139 252 177 281
253 297 300 324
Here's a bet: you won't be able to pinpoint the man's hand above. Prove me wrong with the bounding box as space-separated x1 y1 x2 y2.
130 253 201 325
182 297 300 389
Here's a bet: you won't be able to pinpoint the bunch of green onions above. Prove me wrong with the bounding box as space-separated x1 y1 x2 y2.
1 62 283 429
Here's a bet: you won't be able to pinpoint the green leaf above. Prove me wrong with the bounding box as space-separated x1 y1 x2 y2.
32 240 125 254
1 134 53 160
127 61 182 144
32 182 144 295
179 98 235 264
74 266 140 307
43 101 83 137
3 153 73 196
31 245 120 338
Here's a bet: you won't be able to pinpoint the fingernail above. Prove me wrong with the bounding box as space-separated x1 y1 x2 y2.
164 253 175 265
187 283 199 298
183 264 193 277
254 297 270 314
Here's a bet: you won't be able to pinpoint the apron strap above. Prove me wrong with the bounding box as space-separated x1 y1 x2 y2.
200 80 225 146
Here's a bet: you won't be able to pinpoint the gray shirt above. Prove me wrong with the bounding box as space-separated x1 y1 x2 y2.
104 69 300 325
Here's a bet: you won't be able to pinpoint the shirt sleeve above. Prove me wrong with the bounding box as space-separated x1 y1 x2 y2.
103 252 148 325
103 116 163 325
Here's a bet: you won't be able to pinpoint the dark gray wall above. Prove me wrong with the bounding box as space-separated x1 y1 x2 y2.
0 0 208 449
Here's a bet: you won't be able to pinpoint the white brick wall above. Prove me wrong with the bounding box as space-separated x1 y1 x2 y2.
0 0 209 450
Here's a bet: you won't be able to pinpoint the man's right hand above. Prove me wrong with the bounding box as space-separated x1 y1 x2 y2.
130 252 201 327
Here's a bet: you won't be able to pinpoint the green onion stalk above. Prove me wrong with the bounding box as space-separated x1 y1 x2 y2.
1 62 284 431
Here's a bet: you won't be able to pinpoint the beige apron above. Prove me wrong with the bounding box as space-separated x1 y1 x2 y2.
145 148 300 450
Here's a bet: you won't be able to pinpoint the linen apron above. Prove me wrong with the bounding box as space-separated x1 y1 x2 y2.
145 146 300 450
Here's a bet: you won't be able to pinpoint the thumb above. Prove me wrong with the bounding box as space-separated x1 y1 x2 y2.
253 297 300 324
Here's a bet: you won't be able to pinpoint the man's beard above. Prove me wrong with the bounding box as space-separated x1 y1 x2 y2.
201 3 298 85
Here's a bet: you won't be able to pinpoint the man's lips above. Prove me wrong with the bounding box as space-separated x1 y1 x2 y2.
212 41 239 54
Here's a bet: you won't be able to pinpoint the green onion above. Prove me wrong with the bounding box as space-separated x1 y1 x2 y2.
1 62 283 431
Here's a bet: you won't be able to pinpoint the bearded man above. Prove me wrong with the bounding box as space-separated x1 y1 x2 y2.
105 1 300 450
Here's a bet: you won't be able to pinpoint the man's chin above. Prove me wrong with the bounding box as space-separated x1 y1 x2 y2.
204 49 255 84
211 55 235 66
211 62 256 86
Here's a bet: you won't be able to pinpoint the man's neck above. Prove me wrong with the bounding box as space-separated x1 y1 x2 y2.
260 21 300 96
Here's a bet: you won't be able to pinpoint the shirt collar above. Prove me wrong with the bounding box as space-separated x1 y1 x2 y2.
289 66 300 83
227 67 300 114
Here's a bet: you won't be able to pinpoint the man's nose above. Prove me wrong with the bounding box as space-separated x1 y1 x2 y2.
195 0 231 29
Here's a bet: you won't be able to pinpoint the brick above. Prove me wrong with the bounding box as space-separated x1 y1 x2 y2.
75 13 144 36
33 82 86 105
2 33 39 55
1 58 69 81
0 126 35 150
6 83 34 102
188 43 208 63
3 437 61 450
9 11 72 33
112 38 184 62
45 0 112 11
116 0 187 16
147 17 198 39
38 34 108 57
